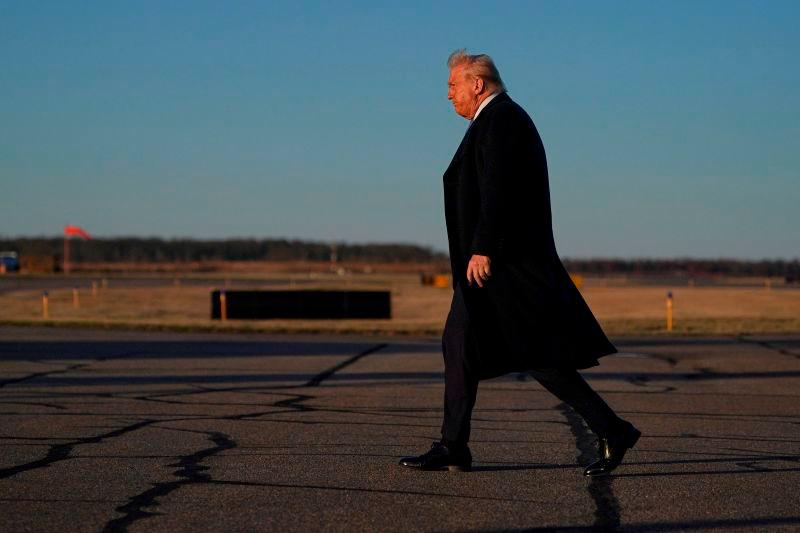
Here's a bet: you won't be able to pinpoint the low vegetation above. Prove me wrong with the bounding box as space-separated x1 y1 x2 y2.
2 274 798 336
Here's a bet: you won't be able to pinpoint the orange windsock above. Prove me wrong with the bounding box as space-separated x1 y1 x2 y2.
64 225 91 240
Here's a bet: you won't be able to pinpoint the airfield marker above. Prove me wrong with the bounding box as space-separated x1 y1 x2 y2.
220 290 228 321
72 287 80 309
63 237 69 275
62 225 92 275
42 291 49 319
666 291 674 332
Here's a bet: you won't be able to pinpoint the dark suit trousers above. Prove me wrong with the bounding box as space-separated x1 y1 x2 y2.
441 284 625 446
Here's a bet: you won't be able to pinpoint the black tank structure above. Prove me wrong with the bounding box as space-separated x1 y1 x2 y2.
211 290 391 319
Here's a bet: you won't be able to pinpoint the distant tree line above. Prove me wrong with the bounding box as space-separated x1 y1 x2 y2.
561 258 800 278
0 237 447 263
1 237 798 277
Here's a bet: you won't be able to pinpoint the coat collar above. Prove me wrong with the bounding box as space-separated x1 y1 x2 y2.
443 92 511 179
471 91 510 125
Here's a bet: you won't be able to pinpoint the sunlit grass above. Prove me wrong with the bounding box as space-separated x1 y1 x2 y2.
2 274 799 336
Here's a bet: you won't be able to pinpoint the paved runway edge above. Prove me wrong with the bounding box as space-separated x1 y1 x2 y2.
1 327 799 531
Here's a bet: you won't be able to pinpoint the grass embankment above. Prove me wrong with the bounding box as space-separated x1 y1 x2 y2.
1 275 799 336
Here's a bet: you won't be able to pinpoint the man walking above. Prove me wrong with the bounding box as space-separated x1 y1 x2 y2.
399 50 640 476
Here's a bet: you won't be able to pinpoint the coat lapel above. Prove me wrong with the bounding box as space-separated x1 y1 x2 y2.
443 93 511 180
443 124 473 180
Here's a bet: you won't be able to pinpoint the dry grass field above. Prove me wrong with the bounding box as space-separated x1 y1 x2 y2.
1 273 799 336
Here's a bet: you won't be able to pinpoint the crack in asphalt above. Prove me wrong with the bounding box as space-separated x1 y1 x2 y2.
102 428 236 533
306 343 388 386
737 336 800 360
0 363 87 389
0 400 67 409
557 403 622 532
0 419 157 480
207 478 546 503
96 344 387 530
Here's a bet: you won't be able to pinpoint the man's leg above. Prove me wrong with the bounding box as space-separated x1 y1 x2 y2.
398 285 475 470
528 367 624 438
529 367 640 476
441 285 479 446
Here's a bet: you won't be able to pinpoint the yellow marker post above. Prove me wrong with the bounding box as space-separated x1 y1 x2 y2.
433 274 450 288
72 287 80 309
42 291 49 319
91 281 98 298
220 290 228 322
666 291 674 332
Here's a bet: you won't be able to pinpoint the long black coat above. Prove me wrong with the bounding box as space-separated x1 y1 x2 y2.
443 92 616 379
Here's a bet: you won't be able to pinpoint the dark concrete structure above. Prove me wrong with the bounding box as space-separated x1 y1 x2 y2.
210 290 391 319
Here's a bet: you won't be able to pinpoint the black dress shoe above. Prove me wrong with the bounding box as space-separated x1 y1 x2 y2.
398 441 472 472
583 423 641 477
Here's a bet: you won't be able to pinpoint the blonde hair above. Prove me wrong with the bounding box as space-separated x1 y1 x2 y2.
447 49 506 92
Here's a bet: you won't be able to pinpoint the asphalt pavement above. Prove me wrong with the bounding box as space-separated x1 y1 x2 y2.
1 326 799 532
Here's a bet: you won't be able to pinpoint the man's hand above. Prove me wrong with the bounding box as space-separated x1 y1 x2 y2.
466 254 492 288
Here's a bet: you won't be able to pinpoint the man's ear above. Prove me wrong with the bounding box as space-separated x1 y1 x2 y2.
474 77 485 94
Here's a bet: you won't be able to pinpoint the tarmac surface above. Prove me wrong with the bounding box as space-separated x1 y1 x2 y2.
1 326 799 532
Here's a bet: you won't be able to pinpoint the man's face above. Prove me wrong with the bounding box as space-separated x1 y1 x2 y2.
448 65 479 120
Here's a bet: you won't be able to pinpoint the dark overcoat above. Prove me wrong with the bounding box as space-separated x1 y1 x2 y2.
443 92 617 379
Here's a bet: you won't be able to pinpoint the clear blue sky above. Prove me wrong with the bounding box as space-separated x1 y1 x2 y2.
2 1 798 259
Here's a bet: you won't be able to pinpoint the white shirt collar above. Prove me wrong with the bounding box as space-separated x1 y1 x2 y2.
471 91 501 122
